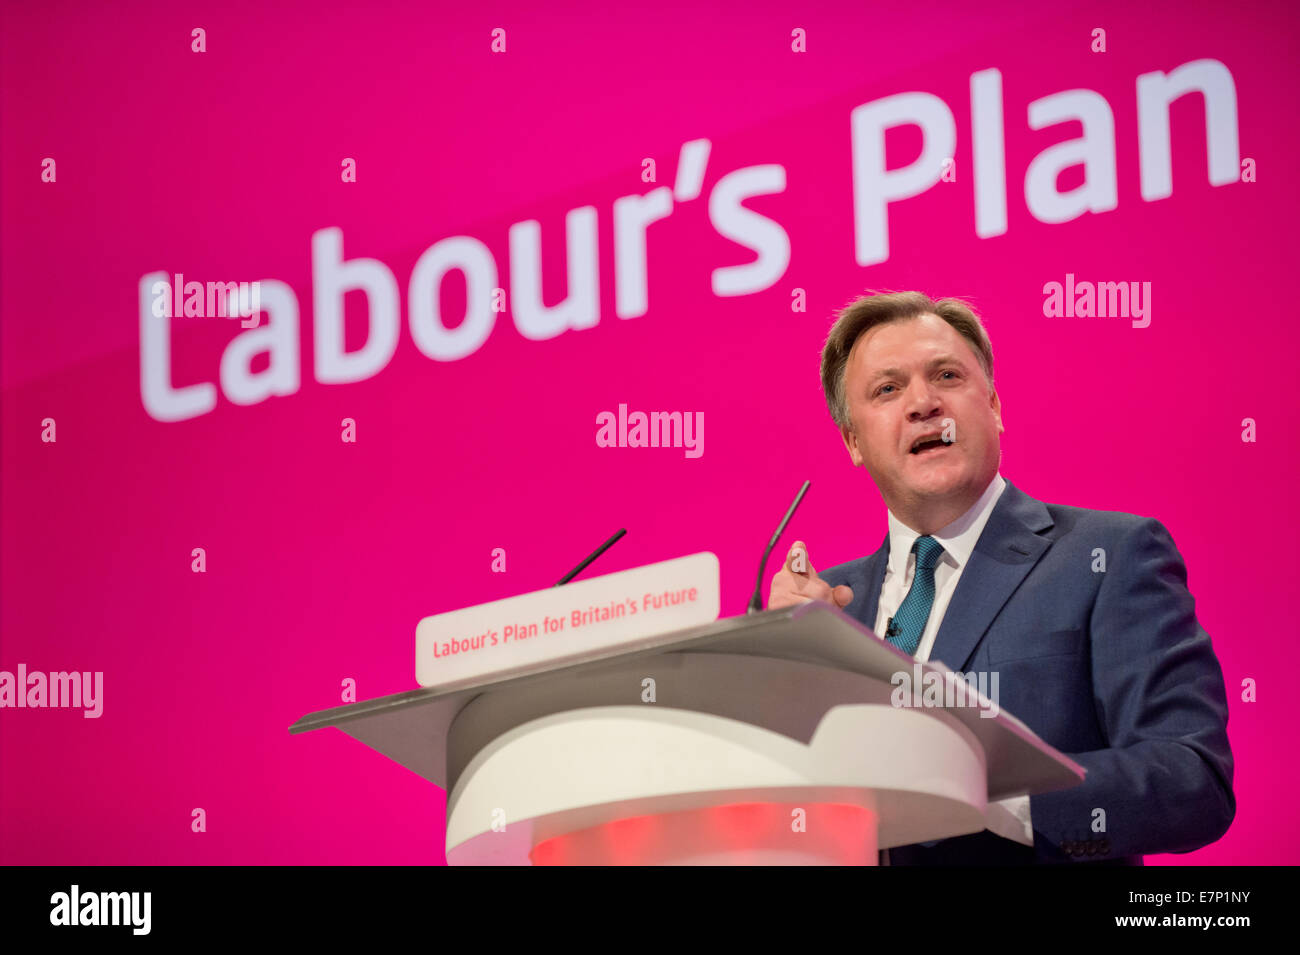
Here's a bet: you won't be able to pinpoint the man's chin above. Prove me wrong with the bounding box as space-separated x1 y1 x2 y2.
870 460 975 500
900 465 968 498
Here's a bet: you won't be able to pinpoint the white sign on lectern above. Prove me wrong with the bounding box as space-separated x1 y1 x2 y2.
415 552 721 690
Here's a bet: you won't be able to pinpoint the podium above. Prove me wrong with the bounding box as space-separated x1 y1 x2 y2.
290 601 1084 865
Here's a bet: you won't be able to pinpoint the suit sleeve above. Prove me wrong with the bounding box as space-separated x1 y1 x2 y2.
1026 517 1235 861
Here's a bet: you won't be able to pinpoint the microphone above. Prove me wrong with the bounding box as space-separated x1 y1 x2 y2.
554 528 627 586
885 617 901 638
746 480 811 614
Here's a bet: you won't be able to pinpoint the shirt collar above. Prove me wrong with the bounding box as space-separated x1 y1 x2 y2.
885 472 1007 576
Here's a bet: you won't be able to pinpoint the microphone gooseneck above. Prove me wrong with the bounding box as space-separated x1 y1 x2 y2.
554 528 627 587
746 480 811 614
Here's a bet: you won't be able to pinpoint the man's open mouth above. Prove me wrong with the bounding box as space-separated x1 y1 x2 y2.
909 436 953 454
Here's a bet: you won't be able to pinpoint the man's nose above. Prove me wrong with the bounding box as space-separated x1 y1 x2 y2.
903 380 943 419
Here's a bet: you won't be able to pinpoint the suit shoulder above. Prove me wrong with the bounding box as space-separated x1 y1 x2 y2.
1038 497 1168 540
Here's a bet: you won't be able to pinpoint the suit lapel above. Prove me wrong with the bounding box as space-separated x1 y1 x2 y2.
857 532 890 632
926 480 1055 671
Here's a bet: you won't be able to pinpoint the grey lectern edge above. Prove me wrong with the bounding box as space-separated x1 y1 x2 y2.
289 600 1085 804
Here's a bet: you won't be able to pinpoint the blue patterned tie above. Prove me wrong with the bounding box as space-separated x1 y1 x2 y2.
886 535 945 655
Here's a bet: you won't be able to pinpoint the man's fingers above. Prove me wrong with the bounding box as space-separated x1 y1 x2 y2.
769 542 844 610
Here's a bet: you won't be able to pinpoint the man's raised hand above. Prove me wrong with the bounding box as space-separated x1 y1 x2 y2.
767 540 854 609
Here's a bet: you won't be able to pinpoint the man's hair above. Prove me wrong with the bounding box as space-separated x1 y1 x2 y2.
820 290 995 434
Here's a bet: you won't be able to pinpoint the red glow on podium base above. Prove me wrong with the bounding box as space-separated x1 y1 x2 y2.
530 802 877 865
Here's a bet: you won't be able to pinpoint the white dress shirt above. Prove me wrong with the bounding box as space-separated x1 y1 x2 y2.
872 472 1034 847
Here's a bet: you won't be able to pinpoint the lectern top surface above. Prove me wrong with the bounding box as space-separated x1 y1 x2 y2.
290 602 1085 800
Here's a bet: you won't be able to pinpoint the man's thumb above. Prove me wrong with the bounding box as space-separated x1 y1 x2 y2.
832 584 854 608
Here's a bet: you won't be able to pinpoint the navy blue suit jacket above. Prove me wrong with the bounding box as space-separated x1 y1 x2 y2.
819 479 1234 865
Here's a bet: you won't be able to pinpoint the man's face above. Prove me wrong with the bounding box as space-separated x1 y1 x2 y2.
840 313 1003 515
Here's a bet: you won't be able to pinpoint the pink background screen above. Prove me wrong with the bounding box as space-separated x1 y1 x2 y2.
2 0 1295 863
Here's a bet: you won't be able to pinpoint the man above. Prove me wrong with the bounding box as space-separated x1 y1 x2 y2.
768 291 1234 865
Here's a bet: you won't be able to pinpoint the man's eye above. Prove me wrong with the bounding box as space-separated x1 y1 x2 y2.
940 370 958 380
876 384 895 396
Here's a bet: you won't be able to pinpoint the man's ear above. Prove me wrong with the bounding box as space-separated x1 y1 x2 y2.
990 388 1004 434
840 423 864 467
